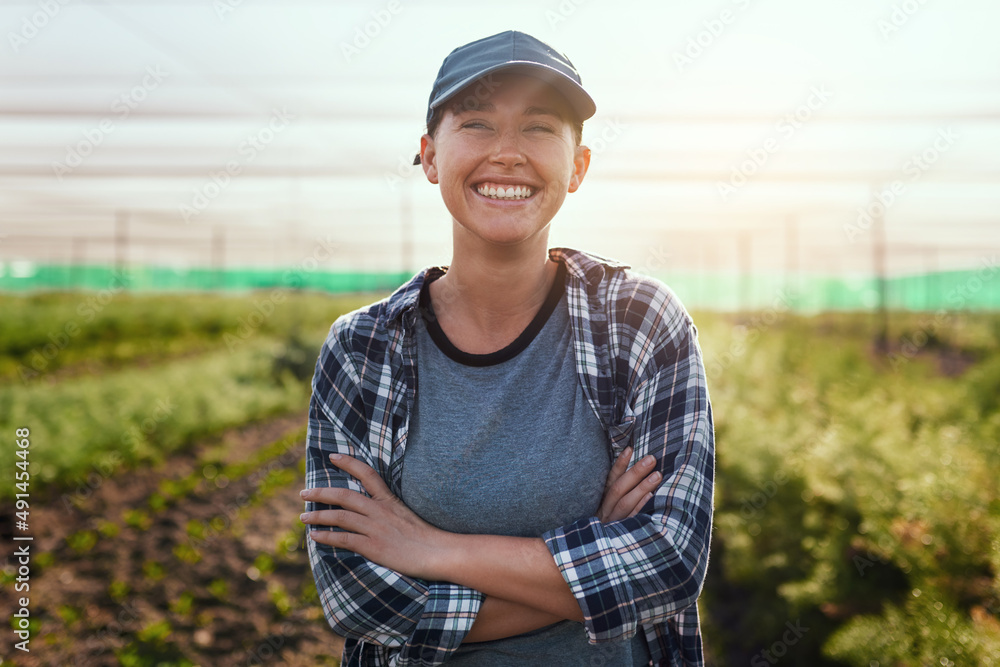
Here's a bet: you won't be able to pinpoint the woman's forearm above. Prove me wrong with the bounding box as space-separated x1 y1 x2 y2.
434 532 585 623
301 454 586 629
463 595 567 643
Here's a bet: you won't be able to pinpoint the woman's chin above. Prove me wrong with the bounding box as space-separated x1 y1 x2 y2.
468 224 548 248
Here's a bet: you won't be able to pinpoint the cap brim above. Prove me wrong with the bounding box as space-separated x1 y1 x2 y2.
429 61 596 123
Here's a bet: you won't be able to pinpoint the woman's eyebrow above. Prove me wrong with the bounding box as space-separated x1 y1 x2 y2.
452 103 563 119
524 106 564 119
453 101 496 114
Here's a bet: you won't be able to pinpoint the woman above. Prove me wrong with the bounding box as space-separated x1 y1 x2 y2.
300 31 715 666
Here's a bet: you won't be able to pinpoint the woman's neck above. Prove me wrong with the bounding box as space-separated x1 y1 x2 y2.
427 224 558 354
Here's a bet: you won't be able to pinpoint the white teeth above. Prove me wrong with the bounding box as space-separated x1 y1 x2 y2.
477 183 533 199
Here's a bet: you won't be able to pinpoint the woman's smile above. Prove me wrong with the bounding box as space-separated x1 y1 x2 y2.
473 182 537 201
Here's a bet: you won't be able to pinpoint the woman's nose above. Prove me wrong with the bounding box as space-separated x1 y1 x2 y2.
489 129 526 167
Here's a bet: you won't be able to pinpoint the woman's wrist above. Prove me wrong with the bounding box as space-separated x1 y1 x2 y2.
431 528 479 582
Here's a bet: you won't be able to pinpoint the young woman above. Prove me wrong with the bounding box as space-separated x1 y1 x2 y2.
300 31 715 666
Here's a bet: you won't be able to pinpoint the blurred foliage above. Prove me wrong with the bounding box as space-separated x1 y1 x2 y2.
0 290 375 383
0 290 374 499
4 288 998 664
272 326 324 383
696 309 1000 666
0 341 310 500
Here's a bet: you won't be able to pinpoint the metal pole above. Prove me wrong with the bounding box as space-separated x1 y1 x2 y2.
923 248 938 311
785 214 798 308
401 180 414 277
115 209 129 271
738 231 751 313
873 189 889 353
212 225 225 290
71 237 85 289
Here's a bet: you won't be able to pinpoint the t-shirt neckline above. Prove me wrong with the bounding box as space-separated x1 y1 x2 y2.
418 260 567 367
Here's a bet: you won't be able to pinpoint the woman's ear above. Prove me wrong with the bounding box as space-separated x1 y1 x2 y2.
420 134 438 184
567 144 591 193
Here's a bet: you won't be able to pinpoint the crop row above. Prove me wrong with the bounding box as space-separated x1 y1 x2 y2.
0 338 320 499
0 290 373 383
702 311 1000 665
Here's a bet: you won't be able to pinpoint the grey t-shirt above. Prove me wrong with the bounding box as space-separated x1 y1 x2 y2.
400 263 651 666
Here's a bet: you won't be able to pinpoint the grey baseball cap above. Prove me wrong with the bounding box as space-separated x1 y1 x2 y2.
413 31 596 165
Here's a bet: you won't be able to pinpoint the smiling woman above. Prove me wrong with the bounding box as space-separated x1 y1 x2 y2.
300 30 716 667
419 72 588 266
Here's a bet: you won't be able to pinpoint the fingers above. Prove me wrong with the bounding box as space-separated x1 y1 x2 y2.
300 507 370 535
628 454 658 488
307 524 362 550
604 445 633 490
627 492 654 519
299 452 395 520
300 485 370 513
599 450 662 523
610 470 660 520
612 452 657 498
326 452 394 500
599 446 630 519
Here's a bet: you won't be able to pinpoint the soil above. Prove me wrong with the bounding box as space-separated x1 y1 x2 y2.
1 411 347 667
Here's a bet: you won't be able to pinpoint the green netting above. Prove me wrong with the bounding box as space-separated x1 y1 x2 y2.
0 263 411 295
1 263 998 311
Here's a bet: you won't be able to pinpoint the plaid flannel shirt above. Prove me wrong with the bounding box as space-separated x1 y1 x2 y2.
305 246 715 667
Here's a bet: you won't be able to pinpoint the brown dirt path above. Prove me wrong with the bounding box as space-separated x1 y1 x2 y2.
1 410 347 666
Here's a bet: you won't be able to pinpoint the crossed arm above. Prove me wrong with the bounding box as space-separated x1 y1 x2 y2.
300 443 662 643
303 299 714 658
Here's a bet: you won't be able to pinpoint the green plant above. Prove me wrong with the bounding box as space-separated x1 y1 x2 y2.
142 560 167 582
108 580 131 603
96 519 120 538
66 529 98 554
123 509 152 531
169 591 195 617
173 543 202 564
207 578 229 601
268 581 293 616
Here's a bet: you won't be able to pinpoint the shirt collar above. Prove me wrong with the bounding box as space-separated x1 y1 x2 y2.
382 247 630 326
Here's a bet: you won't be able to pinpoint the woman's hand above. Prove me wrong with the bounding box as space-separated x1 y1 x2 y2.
300 453 446 580
596 446 661 523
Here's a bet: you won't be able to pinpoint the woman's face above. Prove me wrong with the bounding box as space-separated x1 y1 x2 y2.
419 72 590 248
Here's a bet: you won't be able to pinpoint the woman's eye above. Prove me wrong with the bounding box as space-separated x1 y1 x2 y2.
462 121 489 129
526 125 555 133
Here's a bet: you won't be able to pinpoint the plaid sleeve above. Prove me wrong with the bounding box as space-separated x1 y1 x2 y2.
305 316 484 665
540 281 715 646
